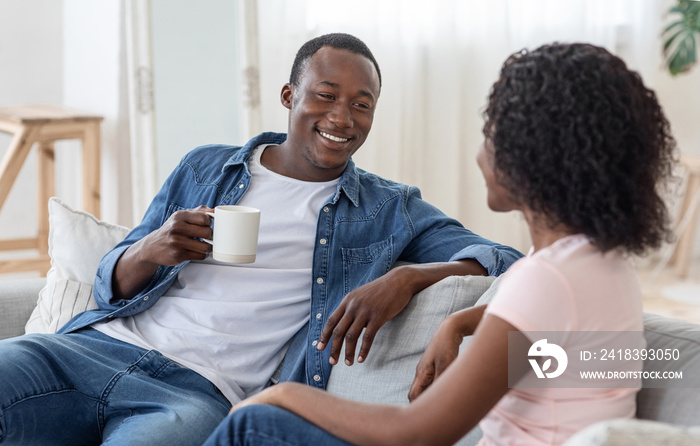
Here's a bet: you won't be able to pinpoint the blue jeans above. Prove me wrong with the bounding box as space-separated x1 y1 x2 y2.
203 404 352 446
0 328 231 446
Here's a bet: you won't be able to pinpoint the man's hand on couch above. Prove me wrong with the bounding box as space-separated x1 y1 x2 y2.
317 260 488 367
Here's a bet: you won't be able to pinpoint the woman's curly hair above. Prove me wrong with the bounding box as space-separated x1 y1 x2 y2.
483 43 678 256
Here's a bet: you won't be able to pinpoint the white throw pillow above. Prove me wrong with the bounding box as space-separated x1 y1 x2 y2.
24 197 130 334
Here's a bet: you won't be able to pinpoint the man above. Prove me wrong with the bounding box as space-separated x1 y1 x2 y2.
0 33 521 446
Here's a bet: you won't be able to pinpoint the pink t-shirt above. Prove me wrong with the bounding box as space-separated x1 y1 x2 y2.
479 234 644 446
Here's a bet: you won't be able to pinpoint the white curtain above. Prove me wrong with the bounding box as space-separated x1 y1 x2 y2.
252 0 662 253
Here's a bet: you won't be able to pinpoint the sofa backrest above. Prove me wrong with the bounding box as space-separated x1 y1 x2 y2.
637 313 700 427
0 278 46 340
326 274 496 446
327 274 496 403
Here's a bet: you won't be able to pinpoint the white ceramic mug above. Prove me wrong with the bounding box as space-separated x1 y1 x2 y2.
203 205 261 264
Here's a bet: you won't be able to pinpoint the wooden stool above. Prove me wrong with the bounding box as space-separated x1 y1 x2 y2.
0 104 103 275
673 154 700 278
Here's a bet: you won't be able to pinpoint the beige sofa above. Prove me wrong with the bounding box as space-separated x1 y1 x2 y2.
2 274 700 445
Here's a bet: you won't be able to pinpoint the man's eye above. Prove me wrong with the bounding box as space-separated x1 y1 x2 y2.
318 93 334 100
355 103 371 110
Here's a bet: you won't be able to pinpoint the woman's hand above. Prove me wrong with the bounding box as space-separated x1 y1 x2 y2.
230 384 285 413
408 316 463 401
408 305 487 401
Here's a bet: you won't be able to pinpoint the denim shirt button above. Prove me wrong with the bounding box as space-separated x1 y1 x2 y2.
316 313 322 319
319 238 327 245
238 183 244 189
143 296 149 301
313 374 321 382
323 206 329 213
312 340 318 346
316 278 324 284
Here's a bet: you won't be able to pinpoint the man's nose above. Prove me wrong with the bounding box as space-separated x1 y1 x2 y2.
328 103 353 128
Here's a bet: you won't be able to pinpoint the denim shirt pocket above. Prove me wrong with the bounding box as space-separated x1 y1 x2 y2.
341 237 394 295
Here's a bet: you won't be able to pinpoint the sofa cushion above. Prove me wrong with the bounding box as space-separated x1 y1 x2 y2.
636 313 700 427
0 278 46 340
24 197 130 334
326 274 496 446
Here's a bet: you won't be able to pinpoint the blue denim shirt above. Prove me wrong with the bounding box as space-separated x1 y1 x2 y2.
58 132 522 389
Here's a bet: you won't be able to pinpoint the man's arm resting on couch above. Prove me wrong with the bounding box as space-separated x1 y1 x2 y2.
318 259 487 367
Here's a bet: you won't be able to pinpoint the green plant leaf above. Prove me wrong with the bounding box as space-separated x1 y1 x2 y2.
664 20 684 33
663 0 700 75
690 32 697 64
664 28 686 51
669 36 695 75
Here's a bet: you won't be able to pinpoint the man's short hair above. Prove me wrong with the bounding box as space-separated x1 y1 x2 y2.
289 33 382 89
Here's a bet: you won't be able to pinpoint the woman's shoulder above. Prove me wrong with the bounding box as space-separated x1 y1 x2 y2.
489 234 641 332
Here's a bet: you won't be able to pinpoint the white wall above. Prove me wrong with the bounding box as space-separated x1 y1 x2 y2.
657 67 700 260
1 0 698 267
0 0 131 240
63 0 132 227
651 0 700 257
0 0 64 240
658 71 700 158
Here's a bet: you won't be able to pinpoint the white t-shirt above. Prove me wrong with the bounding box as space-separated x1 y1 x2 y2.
479 234 644 446
94 145 339 404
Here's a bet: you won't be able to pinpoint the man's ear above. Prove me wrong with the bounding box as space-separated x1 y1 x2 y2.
280 83 293 110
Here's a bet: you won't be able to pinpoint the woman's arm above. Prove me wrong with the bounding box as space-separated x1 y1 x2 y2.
234 313 525 446
408 304 488 401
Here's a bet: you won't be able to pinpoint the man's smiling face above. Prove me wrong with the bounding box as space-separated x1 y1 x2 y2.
281 46 381 182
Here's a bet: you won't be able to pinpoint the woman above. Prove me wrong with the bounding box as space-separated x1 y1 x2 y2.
203 43 678 446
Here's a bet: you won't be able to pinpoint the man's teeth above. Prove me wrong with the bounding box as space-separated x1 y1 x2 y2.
320 131 348 143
